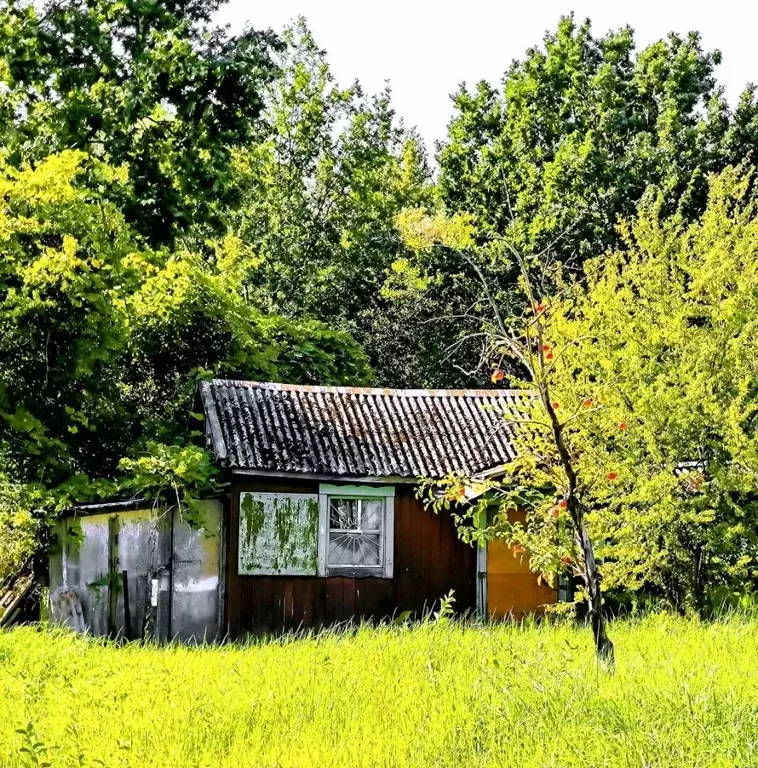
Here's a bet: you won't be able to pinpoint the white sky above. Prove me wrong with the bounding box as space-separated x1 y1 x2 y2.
215 1 758 154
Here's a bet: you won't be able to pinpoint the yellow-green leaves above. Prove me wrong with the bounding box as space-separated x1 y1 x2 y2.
547 165 758 610
396 208 475 252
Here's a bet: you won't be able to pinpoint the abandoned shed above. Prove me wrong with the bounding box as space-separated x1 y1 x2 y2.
49 380 556 640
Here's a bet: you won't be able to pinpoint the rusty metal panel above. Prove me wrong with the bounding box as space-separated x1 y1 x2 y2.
116 507 161 639
238 492 318 576
61 513 111 636
170 500 223 642
48 502 225 643
200 380 521 479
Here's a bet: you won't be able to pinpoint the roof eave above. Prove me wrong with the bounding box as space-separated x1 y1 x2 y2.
230 468 418 484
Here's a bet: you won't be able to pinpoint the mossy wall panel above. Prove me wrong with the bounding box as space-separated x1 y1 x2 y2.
238 492 319 576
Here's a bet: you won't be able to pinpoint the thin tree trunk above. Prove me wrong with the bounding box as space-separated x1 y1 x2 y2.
539 384 615 665
574 509 615 664
693 542 705 617
475 240 616 664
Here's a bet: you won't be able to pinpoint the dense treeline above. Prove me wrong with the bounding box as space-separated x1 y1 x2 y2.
1 0 757 612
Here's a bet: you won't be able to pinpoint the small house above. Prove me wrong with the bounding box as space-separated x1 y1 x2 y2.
49 380 556 641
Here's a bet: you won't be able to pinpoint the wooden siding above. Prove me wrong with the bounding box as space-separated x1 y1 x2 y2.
224 478 476 636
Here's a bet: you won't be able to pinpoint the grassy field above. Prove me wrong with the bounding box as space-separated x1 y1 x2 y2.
0 614 757 768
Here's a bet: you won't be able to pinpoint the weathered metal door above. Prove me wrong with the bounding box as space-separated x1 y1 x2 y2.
49 500 224 642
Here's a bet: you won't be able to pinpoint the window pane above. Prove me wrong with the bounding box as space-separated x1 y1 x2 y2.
360 499 383 531
329 499 358 530
328 532 381 567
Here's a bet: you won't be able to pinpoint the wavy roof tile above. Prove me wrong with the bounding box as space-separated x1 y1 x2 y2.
199 380 522 479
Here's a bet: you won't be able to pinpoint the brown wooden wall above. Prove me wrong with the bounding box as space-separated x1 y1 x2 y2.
224 478 476 637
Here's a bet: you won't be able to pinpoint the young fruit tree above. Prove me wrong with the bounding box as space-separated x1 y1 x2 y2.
399 209 618 663
549 167 758 615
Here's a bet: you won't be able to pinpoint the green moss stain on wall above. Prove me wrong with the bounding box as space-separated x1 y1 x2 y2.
273 496 296 569
238 493 318 575
65 517 84 555
304 498 319 572
241 495 265 548
240 494 266 571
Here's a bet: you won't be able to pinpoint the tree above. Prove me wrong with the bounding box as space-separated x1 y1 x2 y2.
0 11 382 581
0 469 40 582
544 165 758 614
215 20 433 385
0 150 371 580
414 164 758 641
384 15 758 388
400 209 615 663
0 0 280 244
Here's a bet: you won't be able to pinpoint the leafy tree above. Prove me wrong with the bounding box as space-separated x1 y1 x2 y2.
439 16 758 259
0 0 280 244
216 20 433 384
0 10 380 580
0 151 141 486
401 209 615 662
0 150 371 578
414 165 758 638
385 16 758 387
0 469 41 582
545 165 758 614
121 236 373 450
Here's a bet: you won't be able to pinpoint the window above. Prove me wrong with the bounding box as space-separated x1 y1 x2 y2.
318 485 394 578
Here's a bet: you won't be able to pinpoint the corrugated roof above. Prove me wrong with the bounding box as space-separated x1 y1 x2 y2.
199 380 524 479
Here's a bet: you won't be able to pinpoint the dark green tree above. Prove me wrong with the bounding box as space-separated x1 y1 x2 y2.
216 20 433 384
0 152 371 497
438 16 758 259
0 0 280 244
384 16 758 387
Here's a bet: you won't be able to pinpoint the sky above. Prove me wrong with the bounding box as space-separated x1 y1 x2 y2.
215 1 758 154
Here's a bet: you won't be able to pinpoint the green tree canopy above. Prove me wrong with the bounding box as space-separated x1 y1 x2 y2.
418 165 758 617
383 15 758 387
551 165 758 612
0 0 280 244
213 20 433 385
0 152 370 487
0 10 379 580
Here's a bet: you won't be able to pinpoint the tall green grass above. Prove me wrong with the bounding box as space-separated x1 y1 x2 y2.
1 614 756 767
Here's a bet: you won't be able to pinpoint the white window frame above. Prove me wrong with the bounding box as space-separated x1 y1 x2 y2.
317 484 394 578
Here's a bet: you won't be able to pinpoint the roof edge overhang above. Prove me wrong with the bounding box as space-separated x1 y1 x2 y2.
230 468 418 484
61 486 230 518
230 463 511 486
64 497 151 517
199 380 228 463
